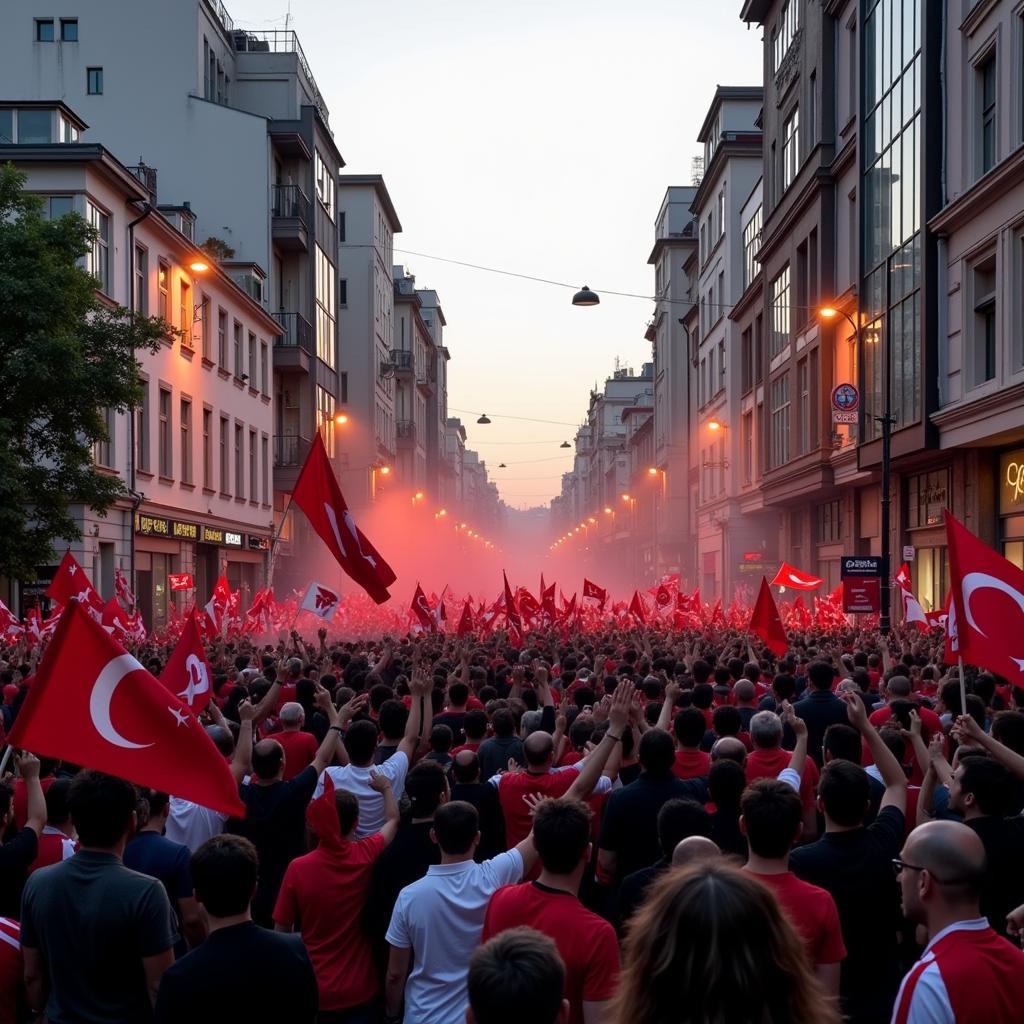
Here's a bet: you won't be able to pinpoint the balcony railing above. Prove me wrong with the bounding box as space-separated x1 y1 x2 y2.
231 30 330 127
390 349 413 370
396 419 416 439
274 433 310 467
273 311 313 351
271 184 310 224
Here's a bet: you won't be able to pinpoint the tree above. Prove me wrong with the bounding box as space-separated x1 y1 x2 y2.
0 163 168 581
200 236 235 261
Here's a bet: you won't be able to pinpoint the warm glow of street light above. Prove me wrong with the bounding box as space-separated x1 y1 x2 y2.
603 507 613 514
647 467 659 476
379 466 391 475
587 517 596 524
414 491 424 499
818 306 839 319
706 419 724 432
334 413 349 425
189 260 210 273
437 508 447 516
621 493 631 502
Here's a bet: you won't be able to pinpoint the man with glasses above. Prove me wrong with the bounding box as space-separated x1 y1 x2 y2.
892 820 1024 1023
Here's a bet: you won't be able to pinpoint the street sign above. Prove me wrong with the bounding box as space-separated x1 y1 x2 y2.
832 409 858 424
831 383 859 412
902 545 915 562
843 577 881 613
841 556 882 577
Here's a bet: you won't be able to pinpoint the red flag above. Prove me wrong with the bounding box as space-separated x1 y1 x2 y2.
290 432 396 604
100 597 133 644
710 599 726 628
925 590 950 631
749 577 789 656
900 586 930 632
168 573 194 592
895 563 912 592
114 568 136 608
9 601 245 817
242 587 273 635
432 587 449 631
628 590 647 623
504 573 523 638
770 561 824 591
410 584 436 633
159 608 214 713
0 599 23 643
203 575 231 639
45 551 103 615
560 593 577 623
945 511 1024 685
456 599 474 639
655 584 673 609
582 578 607 608
792 594 813 629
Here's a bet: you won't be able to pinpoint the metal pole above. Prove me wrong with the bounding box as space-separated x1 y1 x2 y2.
879 315 895 635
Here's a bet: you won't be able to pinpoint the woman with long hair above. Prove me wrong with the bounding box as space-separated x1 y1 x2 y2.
611 861 841 1024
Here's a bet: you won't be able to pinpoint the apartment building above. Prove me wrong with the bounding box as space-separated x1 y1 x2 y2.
1 104 277 624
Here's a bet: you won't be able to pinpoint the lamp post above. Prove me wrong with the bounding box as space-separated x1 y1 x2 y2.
820 305 896 634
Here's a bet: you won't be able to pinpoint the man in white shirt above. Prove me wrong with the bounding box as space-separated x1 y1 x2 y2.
315 673 432 838
384 800 540 1024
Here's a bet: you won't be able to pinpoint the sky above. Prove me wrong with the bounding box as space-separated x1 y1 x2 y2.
232 0 764 510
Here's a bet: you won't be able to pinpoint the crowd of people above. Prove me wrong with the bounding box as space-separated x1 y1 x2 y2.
2 621 1024 1023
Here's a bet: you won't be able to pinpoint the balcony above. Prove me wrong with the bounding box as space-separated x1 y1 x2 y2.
390 348 414 376
396 419 416 445
271 184 309 252
273 311 312 373
274 433 311 492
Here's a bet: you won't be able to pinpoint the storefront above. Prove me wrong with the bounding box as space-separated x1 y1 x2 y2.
999 448 1024 569
904 467 950 613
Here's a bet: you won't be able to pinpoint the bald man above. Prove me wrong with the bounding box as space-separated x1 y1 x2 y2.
892 820 1024 1023
711 736 747 767
671 835 720 866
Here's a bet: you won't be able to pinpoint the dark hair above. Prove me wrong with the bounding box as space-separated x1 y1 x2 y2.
0 783 11 822
463 709 488 742
708 759 747 811
430 723 454 753
191 834 259 917
823 722 862 764
406 760 448 818
692 683 714 710
369 683 393 714
692 660 712 685
251 740 285 781
433 800 479 855
378 699 409 741
491 708 516 738
992 711 1024 755
639 729 676 774
657 798 712 857
959 756 1015 817
45 778 74 826
674 707 707 748
332 789 359 835
741 779 802 858
468 927 566 1024
772 675 796 701
343 719 379 764
532 798 592 874
570 716 596 750
818 759 870 827
448 681 469 707
453 751 480 784
711 705 742 738
135 787 170 828
68 771 138 848
808 661 835 690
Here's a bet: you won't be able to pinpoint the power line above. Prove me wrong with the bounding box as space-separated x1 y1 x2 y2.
448 406 579 428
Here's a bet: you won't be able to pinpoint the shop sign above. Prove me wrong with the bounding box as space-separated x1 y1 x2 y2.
135 514 171 537
843 577 880 613
247 536 270 551
171 520 198 541
841 555 882 577
902 545 915 562
201 526 224 545
738 560 770 574
224 531 243 547
999 450 1024 515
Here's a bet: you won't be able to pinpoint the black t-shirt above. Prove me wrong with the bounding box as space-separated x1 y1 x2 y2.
599 772 708 881
478 736 525 780
709 808 747 858
451 781 506 860
433 710 467 745
790 805 905 1023
614 859 669 934
0 826 37 918
365 820 440 945
792 690 850 767
154 921 317 1023
227 764 318 925
965 815 1024 937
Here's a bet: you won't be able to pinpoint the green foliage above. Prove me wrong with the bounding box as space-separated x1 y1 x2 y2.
200 235 235 261
0 162 169 580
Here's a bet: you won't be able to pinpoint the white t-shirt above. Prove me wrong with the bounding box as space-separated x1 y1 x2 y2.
386 850 525 1024
314 750 410 839
166 797 227 852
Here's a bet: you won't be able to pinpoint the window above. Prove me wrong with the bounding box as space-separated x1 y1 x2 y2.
339 211 346 243
816 500 842 543
96 408 115 468
741 328 753 393
180 399 192 484
314 150 335 220
13 108 50 144
136 380 150 473
234 424 244 497
717 190 726 240
809 347 819 449
233 321 242 377
134 245 147 314
772 0 799 72
808 71 816 149
699 223 707 264
249 429 258 500
60 19 78 41
248 332 257 383
85 202 109 294
770 266 791 357
717 339 726 393
158 261 169 321
317 385 335 458
782 107 799 191
260 342 269 395
217 309 228 368
340 371 349 404
35 19 54 42
202 408 212 489
699 356 707 406
261 436 269 504
797 357 810 454
742 411 754 484
716 271 725 323
315 245 336 368
770 373 791 469
58 114 78 143
754 314 764 384
742 205 762 291
204 38 212 99
180 279 192 346
158 387 172 477
972 253 997 384
979 54 997 175
199 294 211 359
219 417 230 494
86 68 103 95
339 279 347 306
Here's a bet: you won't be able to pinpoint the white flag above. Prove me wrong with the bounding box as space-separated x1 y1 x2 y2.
300 582 341 621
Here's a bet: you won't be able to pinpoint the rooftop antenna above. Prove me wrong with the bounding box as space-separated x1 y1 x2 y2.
284 1 292 32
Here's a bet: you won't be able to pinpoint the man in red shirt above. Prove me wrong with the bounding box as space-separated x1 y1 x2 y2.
0 916 24 1024
273 703 319 781
482 798 619 1024
746 710 818 841
273 771 399 1020
741 778 846 996
28 779 77 875
893 820 1024 1023
866 678 943 785
672 707 711 780
489 683 633 848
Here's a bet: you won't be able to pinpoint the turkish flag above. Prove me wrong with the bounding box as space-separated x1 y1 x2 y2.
9 601 245 817
900 586 930 632
628 590 647 623
432 588 449 631
301 581 341 622
895 563 912 591
0 598 23 643
100 597 133 644
770 562 824 591
290 432 396 604
114 569 136 608
750 577 789 656
582 578 607 607
410 584 436 633
45 550 104 616
560 593 577 623
945 511 1024 686
541 583 557 623
504 572 524 638
159 608 214 713
655 584 673 609
242 587 274 635
168 573 194 592
457 599 475 638
203 575 231 640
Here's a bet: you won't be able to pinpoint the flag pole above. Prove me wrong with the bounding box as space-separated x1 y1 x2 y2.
0 745 12 777
956 656 968 726
266 492 296 588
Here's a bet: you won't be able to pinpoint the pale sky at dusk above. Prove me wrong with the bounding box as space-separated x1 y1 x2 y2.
232 0 764 509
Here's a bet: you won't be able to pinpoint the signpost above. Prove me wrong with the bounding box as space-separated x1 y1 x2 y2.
841 555 882 614
831 383 859 425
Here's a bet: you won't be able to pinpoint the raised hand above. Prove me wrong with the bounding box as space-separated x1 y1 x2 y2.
368 769 392 793
839 689 867 731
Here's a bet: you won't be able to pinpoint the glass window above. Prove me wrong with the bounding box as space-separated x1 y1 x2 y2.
220 417 230 494
180 399 192 484
248 332 257 383
262 436 270 504
158 261 169 321
797 357 810 455
85 201 109 294
0 109 11 143
203 409 212 489
95 407 115 468
314 151 335 221
180 279 192 346
60 19 78 42
137 379 150 473
316 385 335 458
235 424 244 497
218 309 228 368
233 321 242 377
770 373 791 468
772 0 799 72
770 266 791 357
260 342 269 395
782 107 800 191
158 388 172 477
87 68 103 95
17 109 52 143
249 429 258 500
972 253 997 385
315 244 336 368
58 115 79 143
980 54 996 175
134 245 147 313
47 196 74 219
199 294 210 359
742 205 762 291
35 20 54 42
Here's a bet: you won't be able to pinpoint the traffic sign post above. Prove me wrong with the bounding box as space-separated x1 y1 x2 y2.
831 383 860 425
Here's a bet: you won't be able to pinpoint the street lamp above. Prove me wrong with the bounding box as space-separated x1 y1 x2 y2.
702 420 729 468
819 303 895 634
188 259 210 273
334 413 349 425
572 285 600 307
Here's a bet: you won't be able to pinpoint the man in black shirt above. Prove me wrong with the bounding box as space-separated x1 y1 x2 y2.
0 752 44 918
793 661 849 767
450 750 506 859
597 729 707 884
155 835 317 1022
478 708 525 779
790 691 906 1024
